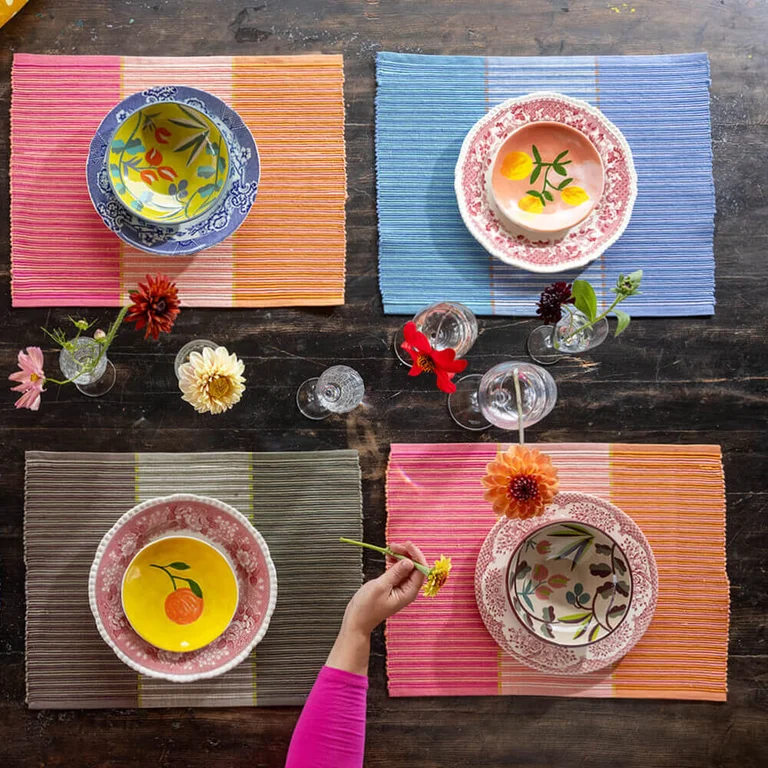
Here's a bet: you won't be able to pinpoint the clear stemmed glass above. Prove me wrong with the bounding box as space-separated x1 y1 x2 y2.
448 361 557 432
58 337 116 397
174 339 218 379
394 302 478 365
527 308 609 366
297 365 365 420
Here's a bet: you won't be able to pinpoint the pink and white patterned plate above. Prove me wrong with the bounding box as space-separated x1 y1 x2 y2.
475 492 657 675
88 494 277 683
455 92 638 273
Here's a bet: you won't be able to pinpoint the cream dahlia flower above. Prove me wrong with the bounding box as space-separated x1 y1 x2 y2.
178 346 245 415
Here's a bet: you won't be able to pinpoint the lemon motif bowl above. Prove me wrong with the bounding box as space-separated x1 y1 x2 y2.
121 535 239 653
108 101 230 225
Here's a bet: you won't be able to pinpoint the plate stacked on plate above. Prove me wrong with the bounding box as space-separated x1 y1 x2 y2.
89 494 277 683
475 491 657 674
86 86 260 256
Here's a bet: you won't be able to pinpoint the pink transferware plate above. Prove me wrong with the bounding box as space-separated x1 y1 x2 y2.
88 494 277 683
455 92 637 273
475 491 657 675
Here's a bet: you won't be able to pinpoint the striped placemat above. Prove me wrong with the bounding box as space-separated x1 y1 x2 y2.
386 443 729 701
11 54 347 308
376 52 715 316
25 451 362 709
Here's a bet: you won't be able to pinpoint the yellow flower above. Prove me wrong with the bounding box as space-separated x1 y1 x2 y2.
518 194 544 214
481 445 559 519
561 186 590 206
499 151 533 181
178 346 246 415
423 555 452 598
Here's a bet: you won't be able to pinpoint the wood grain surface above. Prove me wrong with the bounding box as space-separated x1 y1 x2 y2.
0 1 767 766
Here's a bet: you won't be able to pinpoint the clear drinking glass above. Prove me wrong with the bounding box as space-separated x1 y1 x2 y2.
297 365 366 420
527 308 609 366
448 361 557 432
394 302 478 366
174 339 218 379
58 337 116 397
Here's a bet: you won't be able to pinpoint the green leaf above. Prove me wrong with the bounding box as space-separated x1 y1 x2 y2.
561 524 592 535
542 190 554 202
532 144 541 163
559 612 592 623
526 190 545 203
589 624 601 642
178 104 207 127
558 177 573 190
173 133 206 155
553 163 567 176
541 623 555 639
553 150 569 163
573 624 589 640
616 580 630 597
595 543 612 556
614 308 631 337
168 562 190 570
572 279 598 321
187 579 204 599
125 138 144 156
615 557 627 575
130 200 144 212
196 165 216 179
168 118 206 130
217 155 227 173
608 604 627 618
530 165 542 184
109 163 120 178
111 139 126 152
198 183 216 198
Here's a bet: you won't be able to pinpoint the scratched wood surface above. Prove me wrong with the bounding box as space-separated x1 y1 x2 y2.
1 1 767 766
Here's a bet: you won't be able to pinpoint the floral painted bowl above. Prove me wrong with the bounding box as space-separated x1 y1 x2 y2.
121 535 239 653
89 494 277 683
508 520 633 647
108 99 230 225
490 121 604 234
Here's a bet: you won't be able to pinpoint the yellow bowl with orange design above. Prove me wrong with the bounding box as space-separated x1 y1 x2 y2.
121 535 239 653
108 100 230 225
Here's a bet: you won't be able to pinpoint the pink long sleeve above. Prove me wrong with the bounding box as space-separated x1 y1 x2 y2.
285 665 368 768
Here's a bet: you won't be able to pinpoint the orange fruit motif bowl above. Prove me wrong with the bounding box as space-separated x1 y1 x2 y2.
121 535 239 653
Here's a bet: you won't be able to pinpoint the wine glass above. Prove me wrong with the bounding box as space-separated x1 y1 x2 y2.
58 337 116 398
394 302 478 366
297 365 365 420
448 361 557 432
527 309 609 366
174 339 218 378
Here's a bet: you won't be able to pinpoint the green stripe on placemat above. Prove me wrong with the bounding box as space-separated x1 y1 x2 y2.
24 451 362 709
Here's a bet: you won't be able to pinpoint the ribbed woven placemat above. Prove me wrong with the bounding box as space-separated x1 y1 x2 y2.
25 451 362 709
376 52 715 316
386 443 729 701
11 54 347 308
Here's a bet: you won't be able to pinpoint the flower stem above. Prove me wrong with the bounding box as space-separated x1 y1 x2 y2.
339 538 431 577
513 367 524 446
562 294 624 343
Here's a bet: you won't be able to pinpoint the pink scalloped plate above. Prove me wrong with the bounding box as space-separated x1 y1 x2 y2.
89 494 277 683
455 92 638 273
475 492 657 675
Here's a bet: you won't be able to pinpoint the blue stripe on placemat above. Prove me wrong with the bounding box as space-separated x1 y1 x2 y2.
375 52 715 317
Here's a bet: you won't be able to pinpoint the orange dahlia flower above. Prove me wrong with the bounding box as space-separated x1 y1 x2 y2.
481 445 559 519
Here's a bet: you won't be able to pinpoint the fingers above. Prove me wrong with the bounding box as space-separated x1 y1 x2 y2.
378 556 414 589
396 562 426 605
389 540 428 569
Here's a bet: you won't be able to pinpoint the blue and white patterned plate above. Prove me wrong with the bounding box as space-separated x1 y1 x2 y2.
86 86 260 256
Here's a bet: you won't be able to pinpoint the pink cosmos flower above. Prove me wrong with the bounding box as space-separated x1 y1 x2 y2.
9 346 46 411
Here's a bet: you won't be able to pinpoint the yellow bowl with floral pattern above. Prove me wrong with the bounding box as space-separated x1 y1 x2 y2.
121 535 239 653
108 101 230 225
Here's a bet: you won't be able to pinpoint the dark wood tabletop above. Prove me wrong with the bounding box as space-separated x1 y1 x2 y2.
1 1 767 766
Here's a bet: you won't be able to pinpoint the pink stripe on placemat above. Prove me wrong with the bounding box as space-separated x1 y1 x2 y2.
11 54 122 306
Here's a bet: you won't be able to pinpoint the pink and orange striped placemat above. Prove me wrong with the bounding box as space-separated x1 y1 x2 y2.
386 443 729 701
11 53 347 308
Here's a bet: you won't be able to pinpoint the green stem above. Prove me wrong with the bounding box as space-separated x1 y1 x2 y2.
339 538 431 577
562 294 625 343
150 563 180 591
513 367 525 446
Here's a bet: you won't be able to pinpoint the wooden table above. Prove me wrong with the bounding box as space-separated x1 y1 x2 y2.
1 1 767 766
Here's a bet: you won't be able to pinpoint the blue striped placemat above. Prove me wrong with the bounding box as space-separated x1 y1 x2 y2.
375 52 715 316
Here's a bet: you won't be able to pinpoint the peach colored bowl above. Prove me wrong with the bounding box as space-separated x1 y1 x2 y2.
490 121 605 235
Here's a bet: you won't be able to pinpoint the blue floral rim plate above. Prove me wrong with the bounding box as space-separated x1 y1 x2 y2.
86 86 260 257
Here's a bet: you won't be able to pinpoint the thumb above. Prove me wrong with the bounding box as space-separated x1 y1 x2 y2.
380 557 414 588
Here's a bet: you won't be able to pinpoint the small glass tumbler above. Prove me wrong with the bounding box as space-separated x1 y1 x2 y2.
175 339 218 379
527 308 609 366
58 337 116 397
448 361 557 432
297 365 366 420
394 302 478 366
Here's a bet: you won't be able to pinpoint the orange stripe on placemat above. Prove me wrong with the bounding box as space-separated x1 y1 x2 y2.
609 444 728 701
232 55 346 307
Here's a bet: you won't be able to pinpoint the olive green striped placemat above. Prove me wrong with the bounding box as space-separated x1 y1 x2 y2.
24 451 362 709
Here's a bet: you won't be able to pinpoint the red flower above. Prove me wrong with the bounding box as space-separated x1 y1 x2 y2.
155 126 171 145
400 321 468 394
157 166 177 181
125 274 181 340
140 169 158 186
145 148 163 166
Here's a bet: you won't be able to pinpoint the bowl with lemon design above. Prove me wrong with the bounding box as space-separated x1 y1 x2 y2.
121 535 239 653
108 100 230 225
490 121 604 235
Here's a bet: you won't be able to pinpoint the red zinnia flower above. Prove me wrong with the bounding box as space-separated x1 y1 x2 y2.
400 321 468 394
536 282 575 325
125 274 181 340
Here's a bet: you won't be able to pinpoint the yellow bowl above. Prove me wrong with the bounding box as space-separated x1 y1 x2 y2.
121 535 239 653
108 101 230 225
